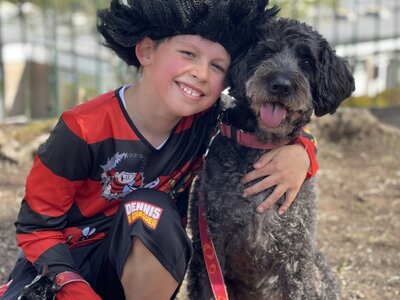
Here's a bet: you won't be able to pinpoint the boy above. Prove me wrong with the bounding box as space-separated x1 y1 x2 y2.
0 0 316 299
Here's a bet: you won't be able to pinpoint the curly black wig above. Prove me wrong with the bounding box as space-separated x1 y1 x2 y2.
97 0 279 67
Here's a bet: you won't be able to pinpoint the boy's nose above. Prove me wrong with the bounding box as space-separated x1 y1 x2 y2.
191 62 209 82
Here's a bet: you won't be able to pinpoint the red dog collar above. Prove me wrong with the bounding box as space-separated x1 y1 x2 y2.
219 122 318 178
219 122 289 150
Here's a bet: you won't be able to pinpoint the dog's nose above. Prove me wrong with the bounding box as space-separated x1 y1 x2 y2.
268 76 292 97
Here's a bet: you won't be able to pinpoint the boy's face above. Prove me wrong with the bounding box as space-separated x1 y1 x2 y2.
138 35 230 119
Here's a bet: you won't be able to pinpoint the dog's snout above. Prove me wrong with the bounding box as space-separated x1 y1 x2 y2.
268 75 292 97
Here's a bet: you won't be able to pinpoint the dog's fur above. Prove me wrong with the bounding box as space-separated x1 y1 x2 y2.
187 18 355 300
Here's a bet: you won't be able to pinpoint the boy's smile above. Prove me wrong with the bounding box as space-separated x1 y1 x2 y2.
176 82 203 98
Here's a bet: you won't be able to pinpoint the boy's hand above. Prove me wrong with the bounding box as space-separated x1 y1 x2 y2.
242 144 310 215
18 271 59 300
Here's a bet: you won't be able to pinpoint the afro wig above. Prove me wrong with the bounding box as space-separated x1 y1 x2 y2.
97 0 279 67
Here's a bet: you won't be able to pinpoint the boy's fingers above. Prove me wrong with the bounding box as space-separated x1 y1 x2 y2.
278 190 297 215
256 185 286 213
242 175 278 197
253 150 276 169
242 165 273 185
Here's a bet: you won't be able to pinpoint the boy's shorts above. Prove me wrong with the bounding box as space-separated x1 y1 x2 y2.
1 189 193 300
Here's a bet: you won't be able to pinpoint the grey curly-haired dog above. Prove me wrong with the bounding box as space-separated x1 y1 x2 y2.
187 18 355 300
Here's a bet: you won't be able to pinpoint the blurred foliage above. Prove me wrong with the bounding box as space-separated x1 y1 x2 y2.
344 86 400 108
0 118 55 142
270 0 340 18
1 0 110 12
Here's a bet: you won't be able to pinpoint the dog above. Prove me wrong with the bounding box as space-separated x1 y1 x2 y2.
187 17 355 300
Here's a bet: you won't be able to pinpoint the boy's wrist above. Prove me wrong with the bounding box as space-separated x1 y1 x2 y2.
55 271 89 288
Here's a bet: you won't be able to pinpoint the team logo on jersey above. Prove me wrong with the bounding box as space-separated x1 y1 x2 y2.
124 201 163 229
100 152 159 201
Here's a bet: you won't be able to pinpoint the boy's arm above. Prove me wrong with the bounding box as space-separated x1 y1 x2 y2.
15 115 98 297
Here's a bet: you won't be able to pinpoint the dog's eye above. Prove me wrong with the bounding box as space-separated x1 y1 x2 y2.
263 47 275 54
301 58 314 69
254 40 277 57
262 44 278 56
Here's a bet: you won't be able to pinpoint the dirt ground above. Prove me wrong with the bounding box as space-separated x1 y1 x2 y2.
0 107 399 299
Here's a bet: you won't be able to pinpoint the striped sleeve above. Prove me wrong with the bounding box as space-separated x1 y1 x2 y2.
15 114 91 276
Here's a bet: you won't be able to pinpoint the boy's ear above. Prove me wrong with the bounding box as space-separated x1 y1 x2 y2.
135 37 154 66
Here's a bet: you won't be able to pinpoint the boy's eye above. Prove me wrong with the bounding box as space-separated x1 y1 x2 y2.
180 50 194 57
211 63 226 73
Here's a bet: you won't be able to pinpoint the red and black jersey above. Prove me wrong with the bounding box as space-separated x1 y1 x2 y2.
15 87 219 276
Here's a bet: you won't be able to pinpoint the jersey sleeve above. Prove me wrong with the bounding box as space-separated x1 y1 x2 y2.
292 128 318 179
15 112 91 276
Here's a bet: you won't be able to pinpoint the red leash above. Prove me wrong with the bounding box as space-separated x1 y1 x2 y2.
198 189 229 300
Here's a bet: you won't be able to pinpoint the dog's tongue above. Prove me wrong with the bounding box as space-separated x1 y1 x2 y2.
260 103 287 128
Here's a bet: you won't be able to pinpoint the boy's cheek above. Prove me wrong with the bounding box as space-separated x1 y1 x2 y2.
212 75 227 92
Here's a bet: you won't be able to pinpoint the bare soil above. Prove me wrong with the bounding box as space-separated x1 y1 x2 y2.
0 107 399 299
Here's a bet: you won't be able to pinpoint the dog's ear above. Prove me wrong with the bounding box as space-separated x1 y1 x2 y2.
313 42 355 117
227 47 253 102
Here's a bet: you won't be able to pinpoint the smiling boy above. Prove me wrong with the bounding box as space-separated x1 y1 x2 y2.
124 35 230 147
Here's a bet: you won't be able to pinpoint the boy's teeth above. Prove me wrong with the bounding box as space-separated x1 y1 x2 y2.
180 84 201 97
184 88 200 96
